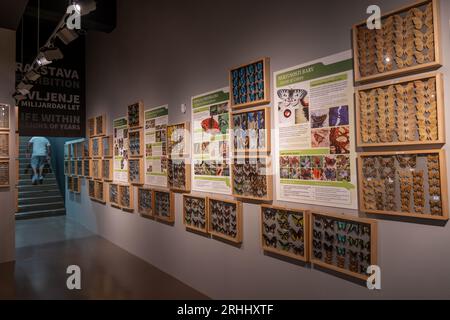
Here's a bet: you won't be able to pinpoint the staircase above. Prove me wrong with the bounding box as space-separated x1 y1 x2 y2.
16 136 66 220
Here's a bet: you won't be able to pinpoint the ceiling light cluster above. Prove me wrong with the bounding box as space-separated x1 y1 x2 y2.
13 1 97 104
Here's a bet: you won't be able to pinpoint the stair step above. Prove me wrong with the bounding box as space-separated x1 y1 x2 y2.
15 208 66 220
19 178 58 186
19 189 62 198
19 173 55 180
18 201 65 213
19 195 64 205
19 184 60 192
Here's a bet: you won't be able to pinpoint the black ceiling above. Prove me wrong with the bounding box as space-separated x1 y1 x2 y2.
0 0 28 30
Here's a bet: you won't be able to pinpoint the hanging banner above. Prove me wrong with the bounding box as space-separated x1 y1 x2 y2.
274 51 358 209
144 105 168 187
113 117 129 183
191 88 231 195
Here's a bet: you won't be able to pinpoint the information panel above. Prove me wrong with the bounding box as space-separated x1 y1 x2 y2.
113 117 129 183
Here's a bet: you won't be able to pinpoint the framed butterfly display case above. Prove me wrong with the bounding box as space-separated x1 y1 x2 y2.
95 114 106 137
102 159 113 182
108 183 120 208
356 73 445 147
167 122 190 158
183 195 208 234
261 205 309 262
72 177 81 194
229 57 270 109
82 139 90 159
119 184 134 212
310 211 378 280
128 158 144 185
0 104 10 131
128 129 144 158
153 189 174 223
208 197 242 244
76 159 82 176
231 155 273 201
127 101 144 129
91 159 102 180
0 132 9 159
64 160 70 176
352 0 441 83
95 181 106 204
231 106 271 153
358 149 448 221
67 176 73 192
70 160 76 176
90 137 103 158
88 179 96 198
88 117 96 138
137 187 153 217
0 160 9 187
83 159 91 178
168 158 191 193
102 136 113 158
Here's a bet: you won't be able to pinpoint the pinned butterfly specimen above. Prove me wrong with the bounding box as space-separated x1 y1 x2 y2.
290 229 304 242
359 252 371 264
263 234 277 248
263 222 276 234
277 229 290 241
263 208 276 220
337 221 347 232
278 240 292 252
323 219 334 231
336 246 346 257
293 245 304 256
324 232 334 243
290 215 304 228
323 243 333 252
313 250 323 259
337 234 347 244
313 230 322 239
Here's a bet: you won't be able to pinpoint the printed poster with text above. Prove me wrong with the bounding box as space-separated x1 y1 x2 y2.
274 51 358 209
113 117 129 183
144 105 168 187
191 88 231 195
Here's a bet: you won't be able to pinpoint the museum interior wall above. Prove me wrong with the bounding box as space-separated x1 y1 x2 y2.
0 27 16 264
66 0 450 298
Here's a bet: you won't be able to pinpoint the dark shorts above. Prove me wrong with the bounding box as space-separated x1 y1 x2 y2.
31 156 47 169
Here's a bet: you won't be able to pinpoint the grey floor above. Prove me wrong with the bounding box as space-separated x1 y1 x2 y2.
0 216 209 300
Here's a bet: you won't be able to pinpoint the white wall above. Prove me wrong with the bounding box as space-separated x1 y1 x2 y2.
0 28 16 264
67 0 450 298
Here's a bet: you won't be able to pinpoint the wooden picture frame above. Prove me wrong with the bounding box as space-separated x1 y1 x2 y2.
231 106 271 154
167 122 190 158
108 183 120 208
72 176 81 194
137 187 153 217
88 117 96 138
0 160 9 188
91 159 102 180
207 197 243 244
95 114 106 137
352 0 441 84
83 159 91 179
356 72 445 147
128 158 144 185
183 194 208 234
64 160 70 176
0 132 9 159
229 57 271 110
95 181 106 204
67 176 73 192
102 159 113 182
102 135 113 158
0 104 10 131
261 205 309 262
90 137 103 159
119 184 134 212
231 155 273 201
153 189 174 223
167 158 191 193
358 149 449 221
88 179 96 198
127 101 145 129
309 211 378 281
82 139 90 159
76 159 83 177
128 129 144 158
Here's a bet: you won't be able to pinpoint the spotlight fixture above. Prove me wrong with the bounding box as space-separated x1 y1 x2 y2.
17 82 33 95
36 52 52 66
41 47 64 61
24 69 41 82
77 0 97 16
56 27 79 45
13 92 27 102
